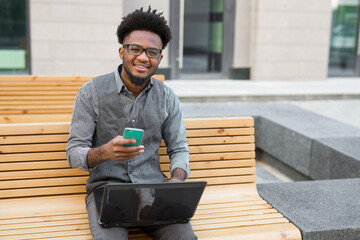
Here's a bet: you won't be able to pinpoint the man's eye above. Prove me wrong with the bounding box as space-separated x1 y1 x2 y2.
148 49 159 57
130 47 142 53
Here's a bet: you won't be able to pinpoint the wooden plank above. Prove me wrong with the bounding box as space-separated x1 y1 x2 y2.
0 105 74 110
192 218 289 231
0 219 89 234
1 160 70 171
0 76 92 81
158 144 255 155
0 82 86 86
185 117 254 129
0 213 88 226
0 143 67 154
186 127 254 137
0 86 82 91
188 136 255 145
0 152 66 163
0 134 68 144
185 167 256 178
0 168 87 181
0 227 91 240
0 109 74 114
0 176 88 190
197 199 267 208
0 114 72 124
0 185 86 199
187 175 256 185
159 152 255 163
0 100 75 105
0 96 76 101
0 91 79 96
0 122 70 135
161 159 255 170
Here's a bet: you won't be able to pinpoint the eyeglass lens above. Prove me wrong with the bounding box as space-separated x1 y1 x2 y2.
127 44 161 58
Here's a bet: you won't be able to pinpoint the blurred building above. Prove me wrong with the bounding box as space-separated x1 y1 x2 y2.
0 0 359 81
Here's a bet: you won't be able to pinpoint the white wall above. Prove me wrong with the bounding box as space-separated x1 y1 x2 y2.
30 0 121 75
30 0 170 75
249 0 332 81
233 0 252 68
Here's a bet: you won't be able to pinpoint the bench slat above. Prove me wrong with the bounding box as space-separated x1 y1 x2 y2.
0 100 75 105
161 159 255 170
160 152 255 162
0 168 87 181
0 114 73 124
0 185 86 199
186 127 254 137
158 144 255 155
0 152 66 163
0 143 67 154
0 176 88 190
184 117 254 129
0 122 70 135
193 218 289 231
0 213 88 225
0 134 68 145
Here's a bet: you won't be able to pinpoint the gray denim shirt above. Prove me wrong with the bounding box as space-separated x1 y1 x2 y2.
66 66 190 193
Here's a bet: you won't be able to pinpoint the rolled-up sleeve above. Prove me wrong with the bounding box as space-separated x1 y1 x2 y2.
161 87 190 178
66 81 98 171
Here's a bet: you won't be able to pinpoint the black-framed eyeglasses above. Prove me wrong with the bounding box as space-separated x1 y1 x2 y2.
123 44 162 59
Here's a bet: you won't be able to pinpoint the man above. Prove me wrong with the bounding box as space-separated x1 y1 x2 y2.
66 7 197 240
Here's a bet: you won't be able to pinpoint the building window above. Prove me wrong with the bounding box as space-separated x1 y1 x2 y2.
0 0 29 74
329 0 360 77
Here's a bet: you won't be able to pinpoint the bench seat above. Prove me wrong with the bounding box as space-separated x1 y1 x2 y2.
0 117 301 239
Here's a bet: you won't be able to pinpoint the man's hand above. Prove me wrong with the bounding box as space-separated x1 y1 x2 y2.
87 136 144 168
168 168 186 182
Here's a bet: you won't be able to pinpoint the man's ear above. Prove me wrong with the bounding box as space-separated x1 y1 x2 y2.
119 47 124 60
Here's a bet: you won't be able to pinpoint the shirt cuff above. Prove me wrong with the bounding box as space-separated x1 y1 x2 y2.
68 147 91 171
170 152 191 179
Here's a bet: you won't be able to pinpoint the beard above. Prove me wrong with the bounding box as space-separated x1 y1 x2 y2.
123 64 152 86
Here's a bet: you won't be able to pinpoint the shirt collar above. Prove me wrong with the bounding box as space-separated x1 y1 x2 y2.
113 64 154 94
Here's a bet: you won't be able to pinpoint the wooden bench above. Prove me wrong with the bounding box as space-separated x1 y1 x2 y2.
0 74 165 120
0 117 301 239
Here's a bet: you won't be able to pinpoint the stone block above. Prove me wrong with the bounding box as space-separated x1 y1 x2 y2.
258 179 360 240
311 137 360 179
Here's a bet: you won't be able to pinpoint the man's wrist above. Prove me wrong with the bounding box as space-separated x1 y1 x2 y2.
170 168 186 182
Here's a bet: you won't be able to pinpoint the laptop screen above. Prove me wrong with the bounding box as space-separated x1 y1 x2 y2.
94 181 207 227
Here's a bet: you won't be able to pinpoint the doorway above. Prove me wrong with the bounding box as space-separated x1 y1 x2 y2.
169 0 235 79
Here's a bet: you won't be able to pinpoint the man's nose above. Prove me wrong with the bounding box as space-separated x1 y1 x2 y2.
137 50 149 61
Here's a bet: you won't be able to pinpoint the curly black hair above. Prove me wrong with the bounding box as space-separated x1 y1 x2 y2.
116 6 172 49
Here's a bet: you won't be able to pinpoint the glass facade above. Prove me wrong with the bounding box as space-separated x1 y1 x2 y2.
181 0 224 74
0 0 29 74
329 0 360 76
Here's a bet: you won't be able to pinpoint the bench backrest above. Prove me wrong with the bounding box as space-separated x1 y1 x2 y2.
0 117 255 199
0 75 165 115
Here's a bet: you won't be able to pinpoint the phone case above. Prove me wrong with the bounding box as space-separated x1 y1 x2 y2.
123 128 144 146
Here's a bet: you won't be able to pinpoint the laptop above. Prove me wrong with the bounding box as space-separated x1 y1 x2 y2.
93 181 207 227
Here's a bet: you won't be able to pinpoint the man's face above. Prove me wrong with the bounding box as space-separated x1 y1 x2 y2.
119 30 163 86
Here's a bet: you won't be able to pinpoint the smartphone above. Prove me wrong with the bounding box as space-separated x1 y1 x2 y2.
123 127 144 147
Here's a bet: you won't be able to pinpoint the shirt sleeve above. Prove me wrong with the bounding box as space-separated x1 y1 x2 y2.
66 81 98 171
161 86 191 179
